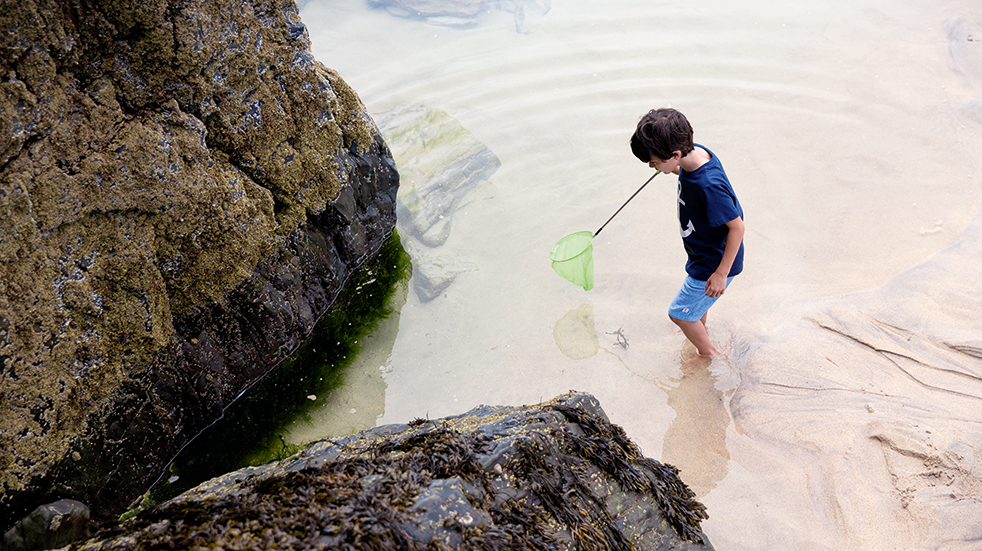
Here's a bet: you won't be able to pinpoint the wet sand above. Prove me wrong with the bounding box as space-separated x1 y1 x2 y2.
702 205 982 549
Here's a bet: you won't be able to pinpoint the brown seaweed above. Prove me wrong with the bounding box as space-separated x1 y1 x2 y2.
547 403 709 544
73 395 709 550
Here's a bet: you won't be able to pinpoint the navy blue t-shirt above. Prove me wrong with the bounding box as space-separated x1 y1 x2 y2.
677 145 744 281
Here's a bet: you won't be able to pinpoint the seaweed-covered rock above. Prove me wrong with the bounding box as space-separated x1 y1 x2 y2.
73 392 714 550
0 0 397 526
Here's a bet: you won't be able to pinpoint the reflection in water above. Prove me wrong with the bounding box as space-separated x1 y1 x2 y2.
661 363 731 497
553 303 600 359
282 282 408 445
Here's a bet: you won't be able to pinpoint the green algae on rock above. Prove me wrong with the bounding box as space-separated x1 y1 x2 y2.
0 0 398 527
72 392 714 551
148 231 411 506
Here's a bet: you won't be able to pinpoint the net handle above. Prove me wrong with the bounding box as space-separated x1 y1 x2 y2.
594 171 660 237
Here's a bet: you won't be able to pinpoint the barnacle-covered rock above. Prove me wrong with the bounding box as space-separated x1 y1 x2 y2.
75 392 714 550
0 0 397 527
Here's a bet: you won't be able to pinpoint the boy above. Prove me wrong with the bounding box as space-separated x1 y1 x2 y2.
630 108 744 358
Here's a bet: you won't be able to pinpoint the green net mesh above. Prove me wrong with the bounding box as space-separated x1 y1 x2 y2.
549 231 595 291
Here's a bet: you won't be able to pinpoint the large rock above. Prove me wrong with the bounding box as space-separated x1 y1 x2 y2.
2 499 89 551
0 0 397 526
73 392 714 550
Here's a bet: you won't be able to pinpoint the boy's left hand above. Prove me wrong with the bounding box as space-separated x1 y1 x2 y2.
705 217 744 298
705 272 727 298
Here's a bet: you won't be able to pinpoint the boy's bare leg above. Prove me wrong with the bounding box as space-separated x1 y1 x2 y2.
670 314 720 357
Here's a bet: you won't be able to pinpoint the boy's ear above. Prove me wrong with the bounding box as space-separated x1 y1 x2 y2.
671 150 683 160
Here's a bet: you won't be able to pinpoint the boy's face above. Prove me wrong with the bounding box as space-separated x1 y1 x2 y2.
648 152 682 175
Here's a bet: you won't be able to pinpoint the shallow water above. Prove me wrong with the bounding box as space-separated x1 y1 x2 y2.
289 1 982 548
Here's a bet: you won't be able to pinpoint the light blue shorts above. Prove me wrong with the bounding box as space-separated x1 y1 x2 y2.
668 275 735 322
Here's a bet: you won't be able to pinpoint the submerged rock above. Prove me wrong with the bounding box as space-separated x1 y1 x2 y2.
0 0 397 526
368 0 551 32
378 103 500 248
370 0 487 19
411 250 479 302
74 392 713 550
377 103 497 301
2 499 90 551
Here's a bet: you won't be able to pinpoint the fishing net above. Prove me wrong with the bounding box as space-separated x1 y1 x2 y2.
549 171 658 291
549 230 595 291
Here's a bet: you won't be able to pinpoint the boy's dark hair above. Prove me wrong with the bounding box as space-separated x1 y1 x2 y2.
630 108 694 163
